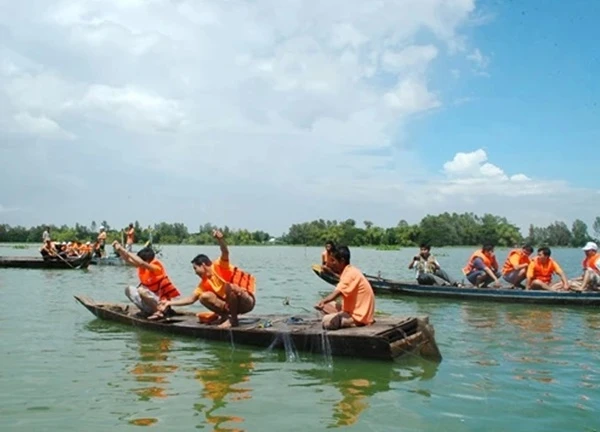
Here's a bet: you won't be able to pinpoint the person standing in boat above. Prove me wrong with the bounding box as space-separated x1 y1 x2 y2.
526 247 569 291
96 226 107 258
501 244 533 288
315 245 375 330
408 244 459 286
125 223 135 252
112 240 181 319
158 229 256 328
42 226 51 243
463 244 502 288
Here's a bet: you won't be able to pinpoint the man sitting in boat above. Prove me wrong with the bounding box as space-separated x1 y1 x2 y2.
157 230 256 328
579 242 600 291
408 243 459 286
315 245 375 330
501 244 533 288
112 240 181 319
526 247 569 291
463 244 502 288
39 240 57 260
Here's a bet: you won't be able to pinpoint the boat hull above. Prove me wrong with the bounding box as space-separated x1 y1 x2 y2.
74 295 442 362
0 253 93 269
312 264 600 306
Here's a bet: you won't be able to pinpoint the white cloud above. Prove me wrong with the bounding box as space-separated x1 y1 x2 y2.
0 0 595 235
467 48 490 75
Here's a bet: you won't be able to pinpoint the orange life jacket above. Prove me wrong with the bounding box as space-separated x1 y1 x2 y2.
586 253 600 275
463 250 498 275
502 249 530 275
201 261 256 299
528 257 558 284
137 259 180 300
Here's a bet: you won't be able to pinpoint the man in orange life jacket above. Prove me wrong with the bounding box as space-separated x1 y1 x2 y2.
113 241 181 319
580 242 600 291
158 230 256 328
463 244 502 288
501 244 533 288
526 246 569 291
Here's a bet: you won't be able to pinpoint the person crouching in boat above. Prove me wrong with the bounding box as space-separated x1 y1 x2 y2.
462 244 502 288
112 241 181 319
409 243 459 286
577 242 600 291
501 244 533 288
158 230 256 328
526 247 569 291
39 240 58 261
315 245 375 330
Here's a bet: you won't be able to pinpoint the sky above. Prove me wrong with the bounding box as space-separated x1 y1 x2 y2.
1 0 599 236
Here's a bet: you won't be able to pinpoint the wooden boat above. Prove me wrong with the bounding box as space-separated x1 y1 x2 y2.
0 253 93 269
74 295 442 362
312 264 600 306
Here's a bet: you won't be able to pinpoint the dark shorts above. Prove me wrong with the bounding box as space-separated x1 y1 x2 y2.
466 269 501 285
503 269 522 285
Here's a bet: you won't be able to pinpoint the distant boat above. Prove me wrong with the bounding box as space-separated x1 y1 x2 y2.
0 253 93 270
311 264 600 307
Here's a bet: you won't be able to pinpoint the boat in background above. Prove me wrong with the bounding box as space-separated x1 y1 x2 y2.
311 264 600 307
0 252 93 270
75 295 442 362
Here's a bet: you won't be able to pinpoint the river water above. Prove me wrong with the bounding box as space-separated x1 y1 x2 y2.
0 244 598 431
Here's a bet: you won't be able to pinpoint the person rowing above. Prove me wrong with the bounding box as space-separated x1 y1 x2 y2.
315 245 375 330
158 229 256 328
112 240 181 319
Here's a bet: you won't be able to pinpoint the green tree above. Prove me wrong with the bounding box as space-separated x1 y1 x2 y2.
571 219 590 247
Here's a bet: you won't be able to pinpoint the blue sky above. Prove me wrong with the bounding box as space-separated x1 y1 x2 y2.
0 0 598 235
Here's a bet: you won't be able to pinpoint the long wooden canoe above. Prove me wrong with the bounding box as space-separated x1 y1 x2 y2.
74 295 442 362
312 264 600 306
0 253 93 269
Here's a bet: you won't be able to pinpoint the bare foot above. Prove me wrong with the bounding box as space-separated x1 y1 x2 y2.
218 319 232 329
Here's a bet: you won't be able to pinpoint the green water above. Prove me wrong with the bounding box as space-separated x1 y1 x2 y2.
0 245 598 431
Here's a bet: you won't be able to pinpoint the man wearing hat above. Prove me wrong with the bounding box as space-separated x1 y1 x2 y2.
580 242 600 291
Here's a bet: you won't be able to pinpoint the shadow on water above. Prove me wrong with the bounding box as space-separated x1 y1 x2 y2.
293 357 439 428
192 345 255 432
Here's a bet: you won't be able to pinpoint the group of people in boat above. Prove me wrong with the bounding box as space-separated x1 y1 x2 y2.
39 224 137 260
322 240 600 292
112 229 373 331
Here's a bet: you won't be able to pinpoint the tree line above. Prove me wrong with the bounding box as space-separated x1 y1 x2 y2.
1 213 599 247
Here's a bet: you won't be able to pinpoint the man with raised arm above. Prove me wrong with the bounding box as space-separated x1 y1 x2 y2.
159 230 256 328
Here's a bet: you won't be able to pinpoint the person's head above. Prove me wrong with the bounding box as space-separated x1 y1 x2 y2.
325 240 335 252
137 247 156 263
99 226 105 232
537 246 551 263
482 243 495 257
191 254 212 278
329 245 350 273
522 244 534 256
582 241 598 257
129 223 133 228
419 243 431 257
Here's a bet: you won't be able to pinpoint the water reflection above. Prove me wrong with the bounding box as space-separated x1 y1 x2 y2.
295 359 438 428
129 332 178 401
193 347 254 432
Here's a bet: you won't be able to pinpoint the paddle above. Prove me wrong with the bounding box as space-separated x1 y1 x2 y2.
54 252 76 269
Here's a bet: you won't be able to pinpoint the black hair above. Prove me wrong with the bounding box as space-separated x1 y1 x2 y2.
537 246 551 257
137 247 155 263
420 243 431 250
522 244 534 253
325 240 335 247
331 245 350 264
191 254 212 266
482 244 495 252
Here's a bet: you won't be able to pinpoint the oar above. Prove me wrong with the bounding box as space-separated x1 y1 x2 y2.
54 252 76 269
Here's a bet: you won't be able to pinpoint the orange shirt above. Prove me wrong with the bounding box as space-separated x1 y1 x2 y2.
335 265 375 325
526 257 563 284
194 258 234 299
137 259 180 300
